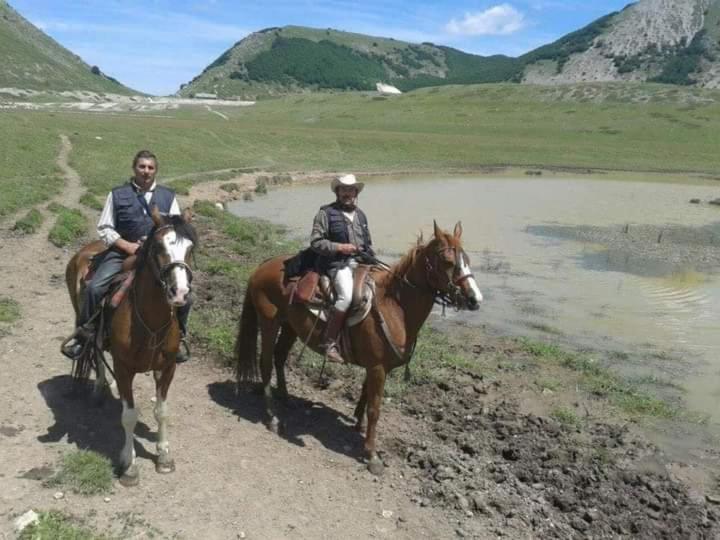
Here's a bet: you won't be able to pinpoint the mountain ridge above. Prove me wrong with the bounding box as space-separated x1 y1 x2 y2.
181 0 720 98
0 1 138 95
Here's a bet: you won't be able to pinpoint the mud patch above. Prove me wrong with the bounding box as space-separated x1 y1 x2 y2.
19 465 54 481
0 424 24 437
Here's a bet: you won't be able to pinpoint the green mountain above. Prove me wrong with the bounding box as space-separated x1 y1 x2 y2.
0 1 137 95
181 1 720 98
178 26 522 99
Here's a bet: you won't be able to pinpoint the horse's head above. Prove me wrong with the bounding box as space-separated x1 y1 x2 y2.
145 206 197 307
423 220 483 311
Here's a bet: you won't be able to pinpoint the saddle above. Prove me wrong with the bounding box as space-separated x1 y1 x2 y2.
84 251 138 310
285 265 375 327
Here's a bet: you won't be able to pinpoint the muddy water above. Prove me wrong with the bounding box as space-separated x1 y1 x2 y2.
229 175 720 422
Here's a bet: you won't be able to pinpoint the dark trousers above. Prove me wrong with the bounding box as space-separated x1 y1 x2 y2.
79 250 192 335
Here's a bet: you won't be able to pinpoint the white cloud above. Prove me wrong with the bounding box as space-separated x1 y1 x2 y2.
445 4 526 36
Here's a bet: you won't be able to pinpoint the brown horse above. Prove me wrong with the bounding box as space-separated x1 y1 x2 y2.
235 221 482 474
66 207 196 484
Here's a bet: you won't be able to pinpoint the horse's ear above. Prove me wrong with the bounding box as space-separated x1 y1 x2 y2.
433 220 442 239
454 221 463 239
416 230 424 246
151 205 163 227
182 207 193 223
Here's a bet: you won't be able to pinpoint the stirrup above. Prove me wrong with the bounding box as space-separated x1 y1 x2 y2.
323 343 345 364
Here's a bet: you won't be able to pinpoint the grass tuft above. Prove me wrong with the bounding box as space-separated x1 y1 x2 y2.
18 511 105 540
13 209 44 234
48 206 87 247
46 450 113 495
0 298 21 324
550 406 582 429
79 192 104 211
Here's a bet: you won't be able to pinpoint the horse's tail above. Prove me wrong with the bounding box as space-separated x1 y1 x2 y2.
235 286 259 384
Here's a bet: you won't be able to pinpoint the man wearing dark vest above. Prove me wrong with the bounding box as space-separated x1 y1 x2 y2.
310 174 374 363
65 150 192 362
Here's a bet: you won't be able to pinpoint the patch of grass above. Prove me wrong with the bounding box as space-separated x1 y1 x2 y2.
48 206 87 247
550 406 582 429
536 377 561 392
18 511 105 540
79 192 104 211
46 450 113 495
385 327 477 397
167 178 194 196
0 297 21 324
13 208 44 234
189 308 237 366
220 182 241 192
519 338 677 419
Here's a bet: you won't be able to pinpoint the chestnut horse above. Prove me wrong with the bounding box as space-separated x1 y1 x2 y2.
66 207 196 485
235 221 482 474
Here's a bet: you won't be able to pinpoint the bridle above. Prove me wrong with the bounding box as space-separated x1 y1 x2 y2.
144 224 194 296
422 245 476 309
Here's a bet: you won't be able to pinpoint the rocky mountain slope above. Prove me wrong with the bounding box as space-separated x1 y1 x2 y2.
524 0 720 87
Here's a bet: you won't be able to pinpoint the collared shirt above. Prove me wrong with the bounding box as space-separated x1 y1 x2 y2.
97 180 180 247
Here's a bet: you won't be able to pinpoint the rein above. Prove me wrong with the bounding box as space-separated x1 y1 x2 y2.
131 224 193 350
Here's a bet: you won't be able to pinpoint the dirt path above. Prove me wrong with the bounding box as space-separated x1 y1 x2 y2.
0 138 459 538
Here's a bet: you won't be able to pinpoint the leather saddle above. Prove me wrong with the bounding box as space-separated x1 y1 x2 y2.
285 265 375 328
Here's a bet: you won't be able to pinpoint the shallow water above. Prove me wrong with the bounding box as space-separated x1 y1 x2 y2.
229 174 720 421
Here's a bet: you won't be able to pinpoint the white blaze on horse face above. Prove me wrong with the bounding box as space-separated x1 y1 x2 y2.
459 254 483 303
161 231 193 305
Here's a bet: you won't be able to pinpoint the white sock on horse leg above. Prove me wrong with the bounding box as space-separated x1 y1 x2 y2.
154 394 170 454
121 399 138 468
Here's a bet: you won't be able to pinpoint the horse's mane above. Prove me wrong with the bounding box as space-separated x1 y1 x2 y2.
375 239 426 293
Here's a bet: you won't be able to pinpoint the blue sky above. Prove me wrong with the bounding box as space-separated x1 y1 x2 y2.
11 0 632 95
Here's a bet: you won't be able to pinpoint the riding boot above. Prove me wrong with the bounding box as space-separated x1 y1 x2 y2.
61 321 96 360
321 307 347 364
176 299 192 364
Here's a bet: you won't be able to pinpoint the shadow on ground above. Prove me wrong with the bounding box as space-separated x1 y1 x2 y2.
208 379 365 461
37 374 157 470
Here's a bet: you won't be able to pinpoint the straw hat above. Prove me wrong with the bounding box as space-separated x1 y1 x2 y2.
331 173 364 193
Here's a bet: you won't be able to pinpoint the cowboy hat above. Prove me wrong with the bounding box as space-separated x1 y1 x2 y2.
331 173 364 193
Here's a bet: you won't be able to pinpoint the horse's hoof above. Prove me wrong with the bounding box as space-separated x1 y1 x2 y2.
265 416 281 434
156 458 175 474
119 465 139 487
367 456 384 476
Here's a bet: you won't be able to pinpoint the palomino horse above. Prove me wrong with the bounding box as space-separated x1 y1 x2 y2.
235 221 482 474
66 207 196 484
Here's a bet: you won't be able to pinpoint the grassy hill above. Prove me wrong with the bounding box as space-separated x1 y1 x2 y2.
0 1 137 95
178 26 522 99
181 1 720 98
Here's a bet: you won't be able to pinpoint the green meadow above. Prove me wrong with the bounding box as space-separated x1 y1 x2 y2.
3 82 720 216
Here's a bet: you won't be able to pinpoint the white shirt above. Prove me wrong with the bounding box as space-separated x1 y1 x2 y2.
97 180 181 247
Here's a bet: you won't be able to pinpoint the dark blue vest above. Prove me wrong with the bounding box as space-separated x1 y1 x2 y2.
323 203 371 248
111 183 175 242
317 203 372 271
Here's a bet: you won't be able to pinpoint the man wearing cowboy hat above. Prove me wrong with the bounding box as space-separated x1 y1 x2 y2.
310 173 375 363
